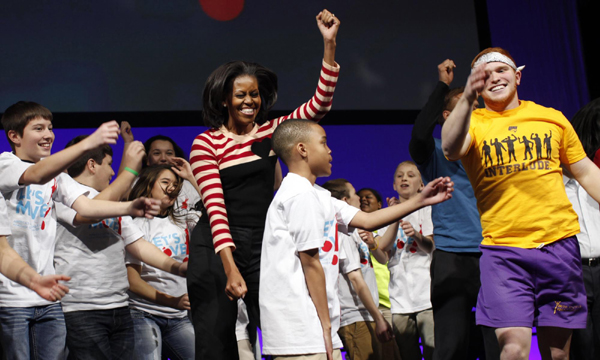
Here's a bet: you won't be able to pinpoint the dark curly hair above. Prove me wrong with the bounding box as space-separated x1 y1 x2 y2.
571 98 600 160
202 61 278 129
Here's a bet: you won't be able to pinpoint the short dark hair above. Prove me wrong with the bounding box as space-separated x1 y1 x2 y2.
143 135 185 167
202 61 278 128
1 101 53 150
444 87 465 111
357 187 382 204
322 178 350 200
571 97 600 160
65 135 113 178
272 119 317 164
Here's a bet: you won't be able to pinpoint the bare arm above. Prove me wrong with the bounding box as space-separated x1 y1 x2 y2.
126 264 190 310
71 196 160 220
350 177 453 231
117 121 135 176
0 236 70 301
316 9 339 67
442 65 487 160
300 248 333 360
19 121 120 186
125 239 187 277
346 270 393 343
358 230 391 264
409 60 454 164
566 157 600 204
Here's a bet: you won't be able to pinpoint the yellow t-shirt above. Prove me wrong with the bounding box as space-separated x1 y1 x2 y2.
462 100 586 248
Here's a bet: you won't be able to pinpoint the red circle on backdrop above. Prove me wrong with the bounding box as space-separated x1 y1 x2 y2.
199 0 244 21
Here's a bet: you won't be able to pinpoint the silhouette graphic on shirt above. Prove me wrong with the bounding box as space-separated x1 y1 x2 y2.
544 130 553 159
501 134 518 163
518 136 534 160
531 133 543 160
491 138 506 165
482 141 493 167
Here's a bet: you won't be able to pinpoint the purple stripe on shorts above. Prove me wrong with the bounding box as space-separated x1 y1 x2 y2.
476 236 587 329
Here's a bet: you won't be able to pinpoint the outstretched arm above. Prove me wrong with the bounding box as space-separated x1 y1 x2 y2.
19 121 120 186
71 196 160 220
410 60 454 164
118 121 136 176
0 236 70 301
126 264 190 310
125 239 187 277
350 177 453 231
272 9 340 128
300 248 334 360
346 269 394 343
442 64 487 160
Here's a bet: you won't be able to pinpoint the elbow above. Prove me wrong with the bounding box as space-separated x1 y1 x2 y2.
441 142 460 162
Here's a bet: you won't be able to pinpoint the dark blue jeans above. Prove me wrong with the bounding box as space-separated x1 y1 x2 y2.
64 306 134 360
130 308 194 360
0 303 67 360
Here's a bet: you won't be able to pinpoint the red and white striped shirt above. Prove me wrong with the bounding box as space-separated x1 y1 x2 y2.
190 60 339 253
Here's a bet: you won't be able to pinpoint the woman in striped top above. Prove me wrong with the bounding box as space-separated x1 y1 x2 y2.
187 9 340 360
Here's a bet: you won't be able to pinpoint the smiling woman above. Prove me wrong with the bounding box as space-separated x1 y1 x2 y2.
187 9 341 360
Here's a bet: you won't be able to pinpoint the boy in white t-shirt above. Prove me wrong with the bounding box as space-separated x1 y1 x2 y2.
322 178 393 360
261 119 453 359
0 192 69 301
0 101 161 359
54 135 189 359
373 161 435 360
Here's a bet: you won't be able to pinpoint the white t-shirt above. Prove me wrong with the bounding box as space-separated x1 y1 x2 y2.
177 180 202 213
54 185 144 312
564 176 600 258
338 229 379 326
0 192 11 236
0 152 88 307
127 212 198 318
236 298 250 341
384 206 433 314
259 173 359 356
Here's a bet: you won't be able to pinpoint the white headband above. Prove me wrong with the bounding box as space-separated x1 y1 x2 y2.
472 52 525 72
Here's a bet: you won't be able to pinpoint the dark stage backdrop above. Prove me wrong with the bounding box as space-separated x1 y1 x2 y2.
0 0 480 113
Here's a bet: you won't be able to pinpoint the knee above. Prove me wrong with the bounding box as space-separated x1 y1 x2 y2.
500 342 529 360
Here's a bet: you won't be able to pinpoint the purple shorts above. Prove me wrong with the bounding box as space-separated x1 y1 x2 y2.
477 236 587 329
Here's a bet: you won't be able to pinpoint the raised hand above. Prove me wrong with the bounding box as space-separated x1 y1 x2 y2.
438 59 456 86
419 177 454 206
464 64 487 104
29 274 70 302
88 120 120 147
120 121 134 143
316 9 340 43
129 197 162 219
400 220 417 238
386 197 400 207
358 229 377 250
170 157 195 183
122 141 145 173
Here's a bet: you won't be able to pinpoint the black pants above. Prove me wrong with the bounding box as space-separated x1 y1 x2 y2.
430 249 500 360
187 223 263 360
571 263 600 360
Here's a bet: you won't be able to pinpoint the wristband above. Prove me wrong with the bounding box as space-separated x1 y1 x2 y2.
124 167 139 177
371 237 379 251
